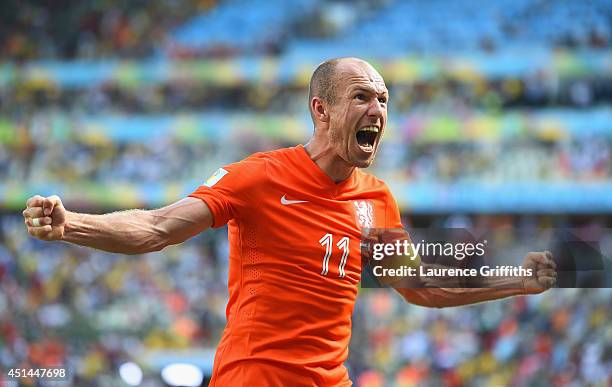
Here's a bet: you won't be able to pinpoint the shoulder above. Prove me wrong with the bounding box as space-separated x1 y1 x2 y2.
246 146 300 164
354 169 399 209
223 146 300 183
228 148 287 171
355 169 393 195
240 146 302 173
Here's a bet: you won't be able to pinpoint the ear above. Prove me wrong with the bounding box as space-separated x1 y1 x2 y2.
311 97 330 123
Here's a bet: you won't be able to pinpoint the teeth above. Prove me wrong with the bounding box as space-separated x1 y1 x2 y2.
358 126 379 133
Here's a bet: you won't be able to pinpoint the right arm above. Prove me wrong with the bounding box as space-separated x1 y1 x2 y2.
23 195 212 255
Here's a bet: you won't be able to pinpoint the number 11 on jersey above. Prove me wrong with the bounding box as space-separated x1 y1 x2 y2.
319 233 350 278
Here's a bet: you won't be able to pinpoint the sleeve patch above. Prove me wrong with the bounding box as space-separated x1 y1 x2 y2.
204 168 229 187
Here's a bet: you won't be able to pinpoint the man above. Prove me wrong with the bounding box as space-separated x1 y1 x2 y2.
23 58 556 386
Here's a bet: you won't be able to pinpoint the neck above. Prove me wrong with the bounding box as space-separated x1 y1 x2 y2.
304 138 355 183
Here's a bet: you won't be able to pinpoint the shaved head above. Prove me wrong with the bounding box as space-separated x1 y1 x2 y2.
308 57 379 119
308 58 342 108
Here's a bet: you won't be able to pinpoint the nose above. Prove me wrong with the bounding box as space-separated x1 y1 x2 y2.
367 98 385 121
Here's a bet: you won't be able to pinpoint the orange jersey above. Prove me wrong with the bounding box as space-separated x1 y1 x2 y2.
189 145 402 386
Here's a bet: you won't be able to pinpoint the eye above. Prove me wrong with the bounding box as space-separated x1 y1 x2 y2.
378 97 387 104
354 93 367 101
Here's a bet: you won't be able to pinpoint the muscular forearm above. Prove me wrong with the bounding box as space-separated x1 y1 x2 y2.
63 210 170 254
24 196 211 254
395 277 542 308
61 198 211 254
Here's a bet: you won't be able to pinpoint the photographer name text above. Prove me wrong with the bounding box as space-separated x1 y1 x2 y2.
373 265 532 278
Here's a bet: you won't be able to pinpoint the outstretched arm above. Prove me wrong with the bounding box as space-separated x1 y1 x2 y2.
23 195 212 255
394 252 557 308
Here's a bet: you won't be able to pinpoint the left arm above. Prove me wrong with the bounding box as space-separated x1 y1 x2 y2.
376 193 556 308
393 251 557 308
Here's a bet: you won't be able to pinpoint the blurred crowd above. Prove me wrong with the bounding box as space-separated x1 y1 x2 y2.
291 0 611 55
0 0 210 60
401 139 611 183
1 214 610 385
1 72 610 190
1 0 611 385
1 0 609 61
1 133 610 189
0 215 229 385
2 70 611 116
0 3 609 208
351 287 611 386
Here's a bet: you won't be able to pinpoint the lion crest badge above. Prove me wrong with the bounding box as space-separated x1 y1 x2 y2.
353 200 374 229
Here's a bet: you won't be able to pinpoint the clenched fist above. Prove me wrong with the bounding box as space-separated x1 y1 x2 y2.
522 251 557 292
23 195 67 241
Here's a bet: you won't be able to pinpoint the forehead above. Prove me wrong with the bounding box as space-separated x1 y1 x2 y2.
337 61 388 94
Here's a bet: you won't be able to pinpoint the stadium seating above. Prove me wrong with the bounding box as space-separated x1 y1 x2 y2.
288 0 611 57
1 0 611 385
170 0 320 56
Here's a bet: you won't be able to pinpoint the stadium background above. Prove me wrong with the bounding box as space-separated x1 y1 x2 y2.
1 0 611 386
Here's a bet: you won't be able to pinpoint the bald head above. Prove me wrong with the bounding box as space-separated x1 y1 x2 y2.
308 57 380 118
308 58 341 108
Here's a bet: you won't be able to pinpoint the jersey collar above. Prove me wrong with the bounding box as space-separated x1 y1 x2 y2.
295 144 358 195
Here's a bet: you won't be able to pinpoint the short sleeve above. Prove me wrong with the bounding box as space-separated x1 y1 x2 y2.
189 155 267 228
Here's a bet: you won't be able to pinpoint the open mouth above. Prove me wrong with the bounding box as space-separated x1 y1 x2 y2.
356 126 379 153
